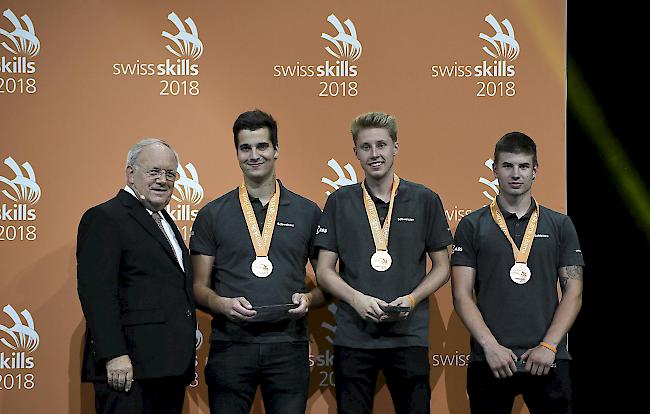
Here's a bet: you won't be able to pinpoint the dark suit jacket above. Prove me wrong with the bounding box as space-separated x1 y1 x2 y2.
77 189 196 383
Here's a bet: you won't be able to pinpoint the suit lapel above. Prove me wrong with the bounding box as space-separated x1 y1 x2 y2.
160 208 190 275
118 190 185 274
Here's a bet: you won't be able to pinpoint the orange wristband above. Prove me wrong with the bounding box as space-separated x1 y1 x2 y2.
407 294 416 309
539 341 557 353
303 293 312 306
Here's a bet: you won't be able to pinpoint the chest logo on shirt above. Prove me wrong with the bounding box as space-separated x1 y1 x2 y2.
397 217 415 222
534 233 549 238
276 221 295 228
316 225 328 235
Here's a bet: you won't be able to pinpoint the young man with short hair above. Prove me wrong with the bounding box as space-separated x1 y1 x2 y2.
190 109 326 414
451 132 584 414
315 112 452 414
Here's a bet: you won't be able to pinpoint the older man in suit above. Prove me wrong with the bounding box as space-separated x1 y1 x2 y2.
77 138 196 414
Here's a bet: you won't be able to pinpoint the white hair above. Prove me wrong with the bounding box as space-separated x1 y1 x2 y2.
126 138 179 168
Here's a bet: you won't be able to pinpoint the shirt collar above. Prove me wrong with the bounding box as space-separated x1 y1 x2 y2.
496 196 537 219
123 185 155 216
247 179 291 206
363 179 404 205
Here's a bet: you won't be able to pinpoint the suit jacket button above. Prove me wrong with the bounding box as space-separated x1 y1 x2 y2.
185 309 191 317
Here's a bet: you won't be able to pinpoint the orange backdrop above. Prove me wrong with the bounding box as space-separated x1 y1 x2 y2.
0 0 566 412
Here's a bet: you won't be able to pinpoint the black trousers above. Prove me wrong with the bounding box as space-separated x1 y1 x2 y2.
93 376 186 414
467 360 572 414
204 341 310 414
334 345 431 414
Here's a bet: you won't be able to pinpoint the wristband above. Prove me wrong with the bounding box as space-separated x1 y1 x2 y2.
303 293 313 306
539 341 557 353
407 294 416 309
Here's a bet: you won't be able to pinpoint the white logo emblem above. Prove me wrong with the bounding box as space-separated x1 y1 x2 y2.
321 303 338 344
195 326 203 350
162 12 203 60
479 158 499 202
172 162 203 205
0 9 40 57
321 14 362 61
322 158 357 196
479 14 519 61
0 304 39 353
0 156 41 204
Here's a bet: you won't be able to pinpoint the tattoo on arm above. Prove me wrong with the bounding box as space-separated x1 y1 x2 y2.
559 265 583 291
565 265 583 280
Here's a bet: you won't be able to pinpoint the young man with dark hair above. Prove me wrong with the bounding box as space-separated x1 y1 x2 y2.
190 109 326 413
451 132 584 414
315 112 452 414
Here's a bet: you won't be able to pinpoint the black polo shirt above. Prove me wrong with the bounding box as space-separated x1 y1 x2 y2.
451 197 584 361
189 180 321 343
314 179 453 349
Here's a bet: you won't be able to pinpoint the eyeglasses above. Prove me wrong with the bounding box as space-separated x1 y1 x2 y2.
141 167 180 181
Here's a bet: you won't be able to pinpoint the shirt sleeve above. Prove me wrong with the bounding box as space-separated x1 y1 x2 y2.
559 215 585 268
307 203 323 259
425 190 454 251
189 203 217 256
450 216 478 268
314 192 338 253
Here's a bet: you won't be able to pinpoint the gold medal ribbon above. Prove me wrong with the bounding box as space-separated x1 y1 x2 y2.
362 174 400 252
489 197 540 265
238 180 280 258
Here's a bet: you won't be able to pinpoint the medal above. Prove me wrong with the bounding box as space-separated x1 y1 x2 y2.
239 181 280 278
251 256 273 278
362 174 400 272
371 250 392 272
509 263 531 284
489 197 540 285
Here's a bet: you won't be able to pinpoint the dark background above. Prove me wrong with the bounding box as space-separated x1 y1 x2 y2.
568 4 646 412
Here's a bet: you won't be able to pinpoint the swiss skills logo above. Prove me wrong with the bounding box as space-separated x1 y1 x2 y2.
273 13 362 97
0 305 38 390
190 325 203 388
322 14 362 62
166 162 203 240
0 156 39 241
308 302 337 389
430 14 519 98
112 12 202 96
163 13 203 61
479 158 499 202
321 158 357 197
480 15 519 61
0 8 39 94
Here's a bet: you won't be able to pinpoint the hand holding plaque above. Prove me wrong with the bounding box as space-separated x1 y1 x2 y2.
351 291 388 322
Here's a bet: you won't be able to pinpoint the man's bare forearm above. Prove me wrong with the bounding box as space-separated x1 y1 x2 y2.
317 266 359 304
410 249 450 304
193 283 223 314
543 266 584 346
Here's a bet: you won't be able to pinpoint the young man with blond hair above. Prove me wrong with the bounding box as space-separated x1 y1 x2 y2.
316 112 452 414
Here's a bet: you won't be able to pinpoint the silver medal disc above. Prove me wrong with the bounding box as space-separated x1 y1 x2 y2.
371 250 392 272
252 256 273 278
509 263 531 284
